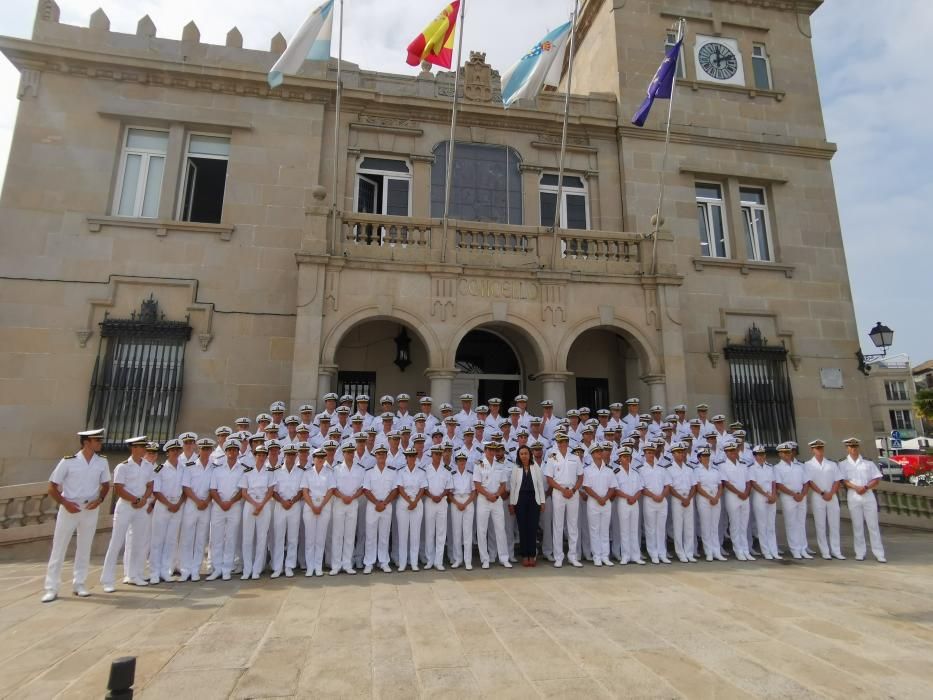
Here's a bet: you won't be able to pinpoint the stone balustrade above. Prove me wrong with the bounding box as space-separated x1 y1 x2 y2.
839 481 933 530
0 482 60 544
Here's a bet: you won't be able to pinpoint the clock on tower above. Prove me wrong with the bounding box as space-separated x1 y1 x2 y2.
694 35 746 87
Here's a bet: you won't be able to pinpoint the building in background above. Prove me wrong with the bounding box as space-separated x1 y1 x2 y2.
0 0 874 484
867 356 920 441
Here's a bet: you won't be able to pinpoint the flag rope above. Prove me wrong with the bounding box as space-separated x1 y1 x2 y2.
550 0 580 267
441 0 467 263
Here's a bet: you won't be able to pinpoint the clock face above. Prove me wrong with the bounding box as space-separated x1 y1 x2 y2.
698 42 739 81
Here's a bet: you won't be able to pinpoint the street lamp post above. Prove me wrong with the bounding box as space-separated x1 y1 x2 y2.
856 321 894 376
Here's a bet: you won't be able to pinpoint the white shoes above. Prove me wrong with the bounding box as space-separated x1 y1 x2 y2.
251 573 260 580
481 561 490 569
41 591 57 603
241 572 252 581
270 570 282 579
221 572 231 581
450 561 461 569
801 551 814 560
206 571 221 581
344 567 357 575
73 585 91 597
594 559 603 567
464 563 473 570
436 564 445 572
191 574 200 582
329 568 340 576
553 560 563 568
285 568 294 578
363 565 373 575
569 560 583 568
131 578 148 587
381 564 393 574
306 569 315 577
103 584 116 593
501 561 513 569
603 559 614 567
833 554 847 560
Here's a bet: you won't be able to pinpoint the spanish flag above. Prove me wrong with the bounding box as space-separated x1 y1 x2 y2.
406 1 461 69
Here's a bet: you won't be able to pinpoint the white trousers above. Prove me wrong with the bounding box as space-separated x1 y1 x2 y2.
476 497 509 565
209 502 242 576
586 499 611 561
670 497 696 559
779 494 808 556
179 501 211 577
809 492 842 557
364 501 392 567
449 500 474 566
101 502 150 585
149 501 183 579
724 492 751 556
696 498 722 558
302 499 332 573
45 505 98 593
241 503 272 576
642 497 669 559
330 499 359 571
540 496 553 557
272 501 302 572
614 499 640 562
396 500 424 569
578 497 590 560
751 493 779 557
550 491 580 564
848 490 885 559
423 498 449 567
353 498 367 567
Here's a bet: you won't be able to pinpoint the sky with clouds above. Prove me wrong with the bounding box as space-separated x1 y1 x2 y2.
0 0 929 364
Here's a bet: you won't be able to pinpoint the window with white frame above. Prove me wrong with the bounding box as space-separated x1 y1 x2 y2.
114 128 168 218
740 186 773 262
539 174 589 230
179 134 230 224
355 157 411 217
885 380 909 401
695 183 729 258
890 409 913 431
752 44 773 90
666 31 686 79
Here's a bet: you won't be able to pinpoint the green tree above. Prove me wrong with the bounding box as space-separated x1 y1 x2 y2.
915 389 933 435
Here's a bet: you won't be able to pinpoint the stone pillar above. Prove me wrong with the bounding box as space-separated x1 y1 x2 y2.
158 123 186 220
642 374 667 410
538 372 571 416
411 154 434 218
520 164 543 225
424 368 457 407
317 364 338 402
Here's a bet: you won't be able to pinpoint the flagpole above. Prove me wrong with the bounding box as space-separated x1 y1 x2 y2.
330 0 345 250
649 18 685 276
550 0 580 267
441 0 466 264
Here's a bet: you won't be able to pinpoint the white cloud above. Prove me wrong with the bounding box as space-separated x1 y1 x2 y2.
0 1 929 362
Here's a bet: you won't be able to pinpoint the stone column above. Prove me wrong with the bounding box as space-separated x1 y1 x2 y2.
411 154 434 218
520 164 543 225
642 374 667 410
424 368 458 407
537 372 571 416
317 364 338 402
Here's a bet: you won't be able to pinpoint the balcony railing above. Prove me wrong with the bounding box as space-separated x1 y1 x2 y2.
337 212 648 275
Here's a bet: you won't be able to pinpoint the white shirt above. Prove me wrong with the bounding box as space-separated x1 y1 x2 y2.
302 464 335 500
749 462 776 492
239 465 273 501
614 465 643 496
667 461 695 498
543 450 584 488
694 465 724 495
583 463 615 498
842 455 882 487
274 464 305 501
333 461 366 497
113 457 153 500
451 467 475 497
455 410 476 432
774 460 807 493
719 458 749 491
639 462 671 495
397 465 428 496
49 451 110 503
805 457 844 492
210 461 245 501
425 463 453 497
363 464 397 501
183 458 214 500
154 461 185 503
473 458 505 495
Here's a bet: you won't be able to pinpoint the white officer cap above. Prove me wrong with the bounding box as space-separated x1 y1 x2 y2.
380 395 395 404
256 413 272 423
323 392 339 402
752 444 768 455
670 442 687 452
587 443 602 454
689 418 702 426
608 402 623 411
125 435 148 447
214 426 233 436
729 421 744 430
508 406 521 415
163 438 182 451
459 393 474 402
356 394 370 403
350 413 364 423
597 409 610 417
339 394 354 404
455 449 469 461
808 439 826 448
419 396 434 404
225 440 241 452
316 412 332 423
476 405 489 414
264 423 280 432
299 404 314 413
842 437 861 447
776 442 795 452
373 444 388 455
579 406 591 415
540 399 554 407
696 403 710 411
514 394 529 403
617 446 633 458
696 446 711 457
145 441 160 452
444 416 459 425
270 401 286 412
649 405 663 413
403 446 418 456
284 415 300 426
312 448 327 458
642 442 657 452
711 414 726 422
673 404 687 412
625 397 640 406
297 424 311 433
297 441 311 451
703 429 718 439
530 416 542 425
381 412 395 421
322 439 338 450
413 433 427 442
462 425 475 435
283 444 298 455
254 443 269 454
234 416 250 426
341 441 356 452
179 431 198 442
397 393 411 401
566 409 579 418
430 444 443 454
196 438 215 449
336 406 351 415
266 439 282 450
353 431 367 441
77 428 105 438
387 431 401 440
553 432 570 442
440 403 454 412
722 439 738 451
488 397 502 405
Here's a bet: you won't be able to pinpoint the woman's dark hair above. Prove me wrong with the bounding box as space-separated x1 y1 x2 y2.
516 445 533 467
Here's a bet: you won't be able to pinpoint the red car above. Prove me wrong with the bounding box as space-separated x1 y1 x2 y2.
891 449 933 478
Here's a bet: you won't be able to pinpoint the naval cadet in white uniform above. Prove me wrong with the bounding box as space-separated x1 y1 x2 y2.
41 429 111 602
805 439 846 560
148 438 186 584
841 437 886 562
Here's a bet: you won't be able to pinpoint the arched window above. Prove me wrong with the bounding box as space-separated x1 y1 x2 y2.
431 143 522 224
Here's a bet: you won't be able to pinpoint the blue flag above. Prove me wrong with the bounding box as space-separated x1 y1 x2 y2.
631 39 682 127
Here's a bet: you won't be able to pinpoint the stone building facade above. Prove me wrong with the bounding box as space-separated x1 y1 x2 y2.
0 0 873 484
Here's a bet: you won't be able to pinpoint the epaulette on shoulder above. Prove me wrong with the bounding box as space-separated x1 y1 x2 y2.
417 465 427 471
364 465 374 471
612 467 621 474
243 465 254 473
267 465 280 472
186 460 196 466
64 453 78 460
154 464 164 473
297 465 307 471
387 465 398 471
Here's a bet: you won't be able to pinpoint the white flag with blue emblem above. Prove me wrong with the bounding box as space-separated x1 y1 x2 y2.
268 0 335 88
500 21 573 108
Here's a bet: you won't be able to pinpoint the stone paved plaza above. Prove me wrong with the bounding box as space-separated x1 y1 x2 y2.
2 527 933 699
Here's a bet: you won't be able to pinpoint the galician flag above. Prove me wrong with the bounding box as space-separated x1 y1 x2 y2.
631 38 682 126
500 21 573 108
268 0 335 88
406 1 461 69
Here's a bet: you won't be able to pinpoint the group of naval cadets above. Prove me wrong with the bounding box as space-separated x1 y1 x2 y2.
41 393 887 602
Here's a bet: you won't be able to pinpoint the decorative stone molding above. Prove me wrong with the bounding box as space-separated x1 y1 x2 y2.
86 216 235 241
226 27 243 49
89 8 110 32
136 15 156 38
680 162 788 184
17 68 40 99
706 309 801 370
541 283 567 326
532 133 597 154
76 276 215 351
431 276 457 322
691 256 795 279
349 115 424 136
619 125 835 160
324 268 340 313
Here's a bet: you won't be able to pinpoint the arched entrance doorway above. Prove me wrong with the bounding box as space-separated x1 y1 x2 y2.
453 330 522 405
566 328 643 409
333 320 430 400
